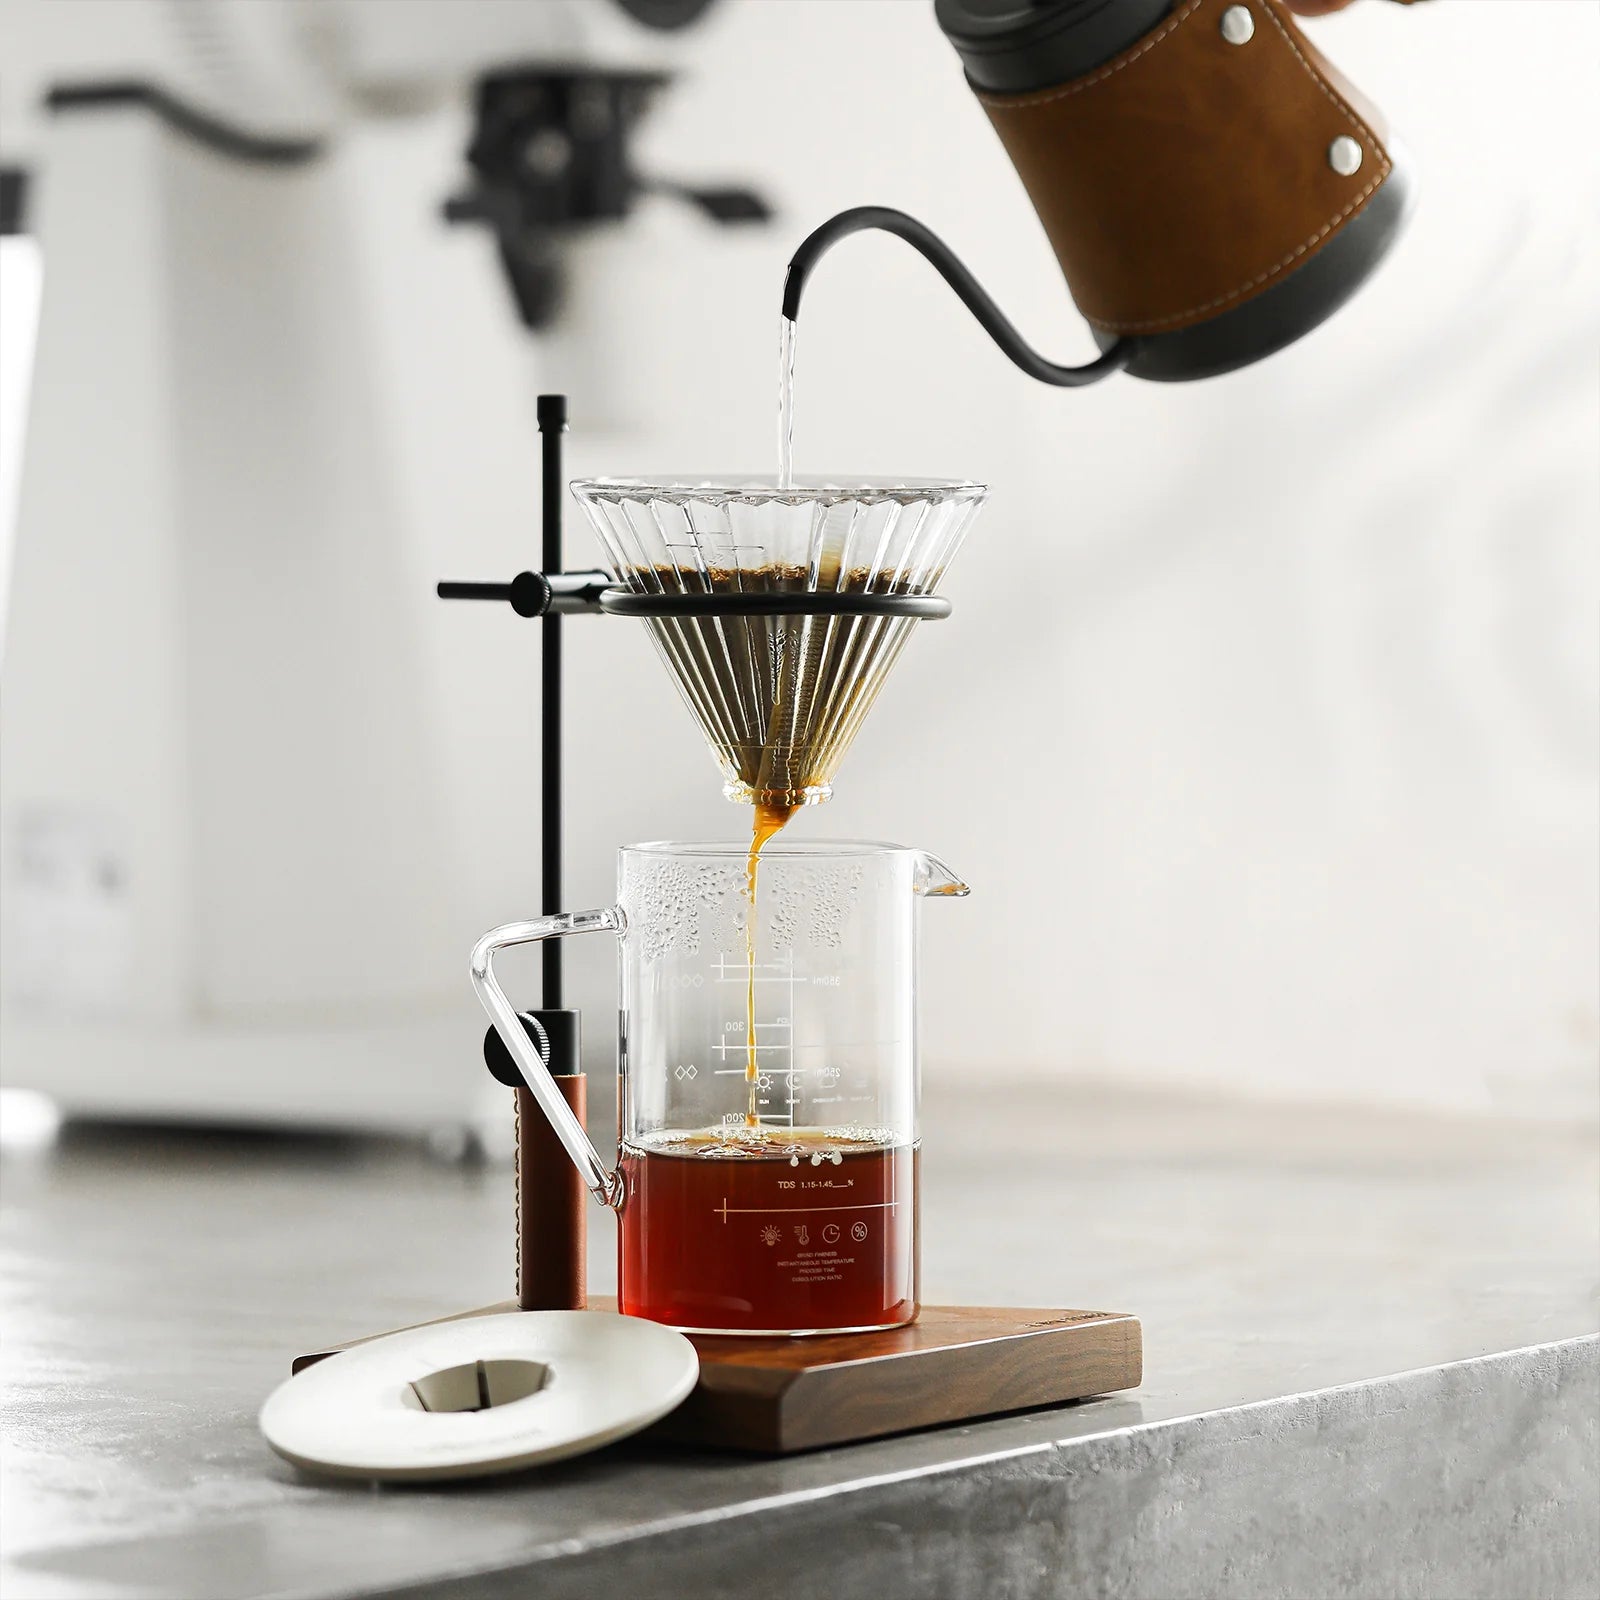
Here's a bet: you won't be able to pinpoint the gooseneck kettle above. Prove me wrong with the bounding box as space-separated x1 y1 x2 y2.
785 0 1421 383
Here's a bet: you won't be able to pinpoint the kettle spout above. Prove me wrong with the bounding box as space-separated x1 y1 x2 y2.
913 851 969 899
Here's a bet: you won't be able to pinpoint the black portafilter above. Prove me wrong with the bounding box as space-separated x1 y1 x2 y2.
444 61 769 332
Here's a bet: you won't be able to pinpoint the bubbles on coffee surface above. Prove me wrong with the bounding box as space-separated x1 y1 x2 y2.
632 1126 898 1161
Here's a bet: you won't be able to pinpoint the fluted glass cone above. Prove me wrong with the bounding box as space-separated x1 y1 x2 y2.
572 477 987 807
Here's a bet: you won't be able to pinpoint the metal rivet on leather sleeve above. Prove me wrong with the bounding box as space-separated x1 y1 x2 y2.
1220 6 1255 45
1328 135 1364 176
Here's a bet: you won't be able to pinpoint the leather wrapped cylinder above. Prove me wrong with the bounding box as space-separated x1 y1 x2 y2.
968 0 1408 379
483 1009 589 1312
515 1078 588 1311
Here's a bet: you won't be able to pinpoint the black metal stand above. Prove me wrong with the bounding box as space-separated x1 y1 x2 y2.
536 396 566 1010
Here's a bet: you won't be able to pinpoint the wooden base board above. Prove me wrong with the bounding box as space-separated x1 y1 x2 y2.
294 1301 1142 1455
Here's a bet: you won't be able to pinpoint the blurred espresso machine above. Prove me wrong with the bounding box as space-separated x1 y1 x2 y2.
0 0 750 1136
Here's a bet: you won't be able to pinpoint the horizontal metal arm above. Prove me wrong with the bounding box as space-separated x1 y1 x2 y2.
436 571 612 617
438 572 952 620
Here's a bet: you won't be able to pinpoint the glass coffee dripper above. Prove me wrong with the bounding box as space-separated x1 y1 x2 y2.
571 477 986 808
472 841 966 1336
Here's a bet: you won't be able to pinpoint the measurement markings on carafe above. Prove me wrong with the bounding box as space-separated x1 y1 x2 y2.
713 1198 897 1223
711 950 800 987
711 949 802 1126
707 950 863 1125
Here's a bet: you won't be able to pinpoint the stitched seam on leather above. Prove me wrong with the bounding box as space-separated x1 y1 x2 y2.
973 0 1206 109
514 1088 524 1305
981 0 1394 332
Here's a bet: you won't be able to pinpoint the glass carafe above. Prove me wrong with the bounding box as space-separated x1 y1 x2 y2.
471 840 966 1336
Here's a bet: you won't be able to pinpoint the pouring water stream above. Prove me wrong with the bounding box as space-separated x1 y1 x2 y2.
776 315 797 492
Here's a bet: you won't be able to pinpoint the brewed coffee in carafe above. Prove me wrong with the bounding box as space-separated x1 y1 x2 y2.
473 842 968 1334
620 1128 918 1333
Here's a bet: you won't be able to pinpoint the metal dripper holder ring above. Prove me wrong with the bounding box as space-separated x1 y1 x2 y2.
438 573 952 621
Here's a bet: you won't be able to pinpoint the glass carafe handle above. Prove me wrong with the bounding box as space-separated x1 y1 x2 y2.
470 909 626 1210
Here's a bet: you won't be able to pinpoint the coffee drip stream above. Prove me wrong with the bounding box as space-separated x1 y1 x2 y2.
567 476 985 1131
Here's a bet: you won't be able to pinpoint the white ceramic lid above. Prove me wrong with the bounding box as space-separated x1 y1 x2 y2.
260 1311 699 1482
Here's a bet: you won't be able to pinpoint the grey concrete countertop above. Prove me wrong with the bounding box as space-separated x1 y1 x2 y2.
2 1086 1595 1600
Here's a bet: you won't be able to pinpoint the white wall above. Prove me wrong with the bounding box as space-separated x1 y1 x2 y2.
10 0 1597 1120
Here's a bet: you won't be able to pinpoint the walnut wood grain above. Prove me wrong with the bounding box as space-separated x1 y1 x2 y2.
669 1306 1142 1452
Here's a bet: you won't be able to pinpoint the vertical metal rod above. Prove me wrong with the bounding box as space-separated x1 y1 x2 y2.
536 394 567 1008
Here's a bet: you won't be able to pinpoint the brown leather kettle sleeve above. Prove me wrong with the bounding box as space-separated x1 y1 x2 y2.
515 1080 588 1311
975 0 1394 336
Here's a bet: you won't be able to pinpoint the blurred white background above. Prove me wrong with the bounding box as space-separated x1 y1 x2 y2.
3 0 1595 1123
